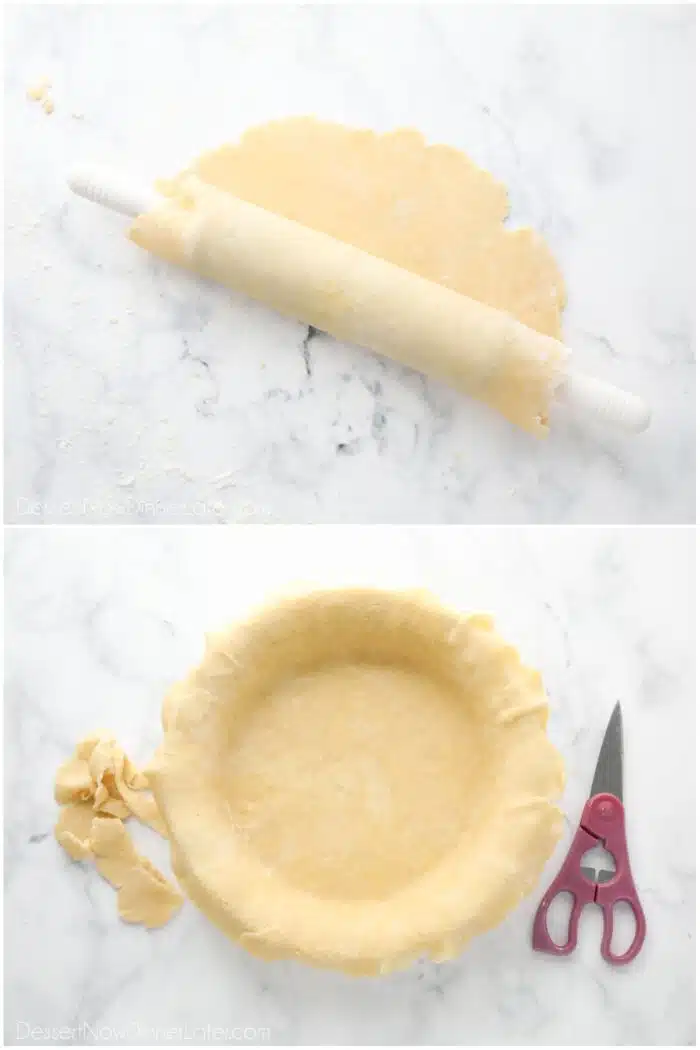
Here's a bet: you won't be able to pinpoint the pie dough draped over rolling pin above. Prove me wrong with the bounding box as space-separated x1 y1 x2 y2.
129 120 568 435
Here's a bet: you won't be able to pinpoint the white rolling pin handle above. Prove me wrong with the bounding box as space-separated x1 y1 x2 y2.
555 372 651 433
67 164 652 434
68 164 158 219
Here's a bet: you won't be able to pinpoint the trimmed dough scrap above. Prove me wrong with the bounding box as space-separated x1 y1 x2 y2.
90 816 183 927
150 587 565 974
26 77 54 114
56 733 166 834
129 118 567 435
54 734 181 929
55 801 95 861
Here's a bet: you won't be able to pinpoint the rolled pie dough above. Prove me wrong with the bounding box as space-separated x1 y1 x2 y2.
130 119 567 434
150 588 565 974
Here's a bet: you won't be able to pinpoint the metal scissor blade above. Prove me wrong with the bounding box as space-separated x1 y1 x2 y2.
589 702 623 802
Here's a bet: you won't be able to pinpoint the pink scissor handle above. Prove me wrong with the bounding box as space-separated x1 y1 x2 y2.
532 823 598 956
583 793 646 965
533 794 646 965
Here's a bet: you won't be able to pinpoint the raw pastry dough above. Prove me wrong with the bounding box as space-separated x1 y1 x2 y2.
150 588 564 974
162 119 565 337
56 733 166 834
54 735 182 929
54 801 95 860
90 817 183 928
130 119 567 434
27 77 54 113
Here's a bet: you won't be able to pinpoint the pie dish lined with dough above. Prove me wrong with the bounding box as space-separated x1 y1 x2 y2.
149 588 565 974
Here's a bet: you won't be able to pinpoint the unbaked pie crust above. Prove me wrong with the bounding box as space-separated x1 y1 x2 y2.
149 588 564 974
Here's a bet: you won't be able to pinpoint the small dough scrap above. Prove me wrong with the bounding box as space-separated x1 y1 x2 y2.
54 757 93 804
90 815 142 887
54 736 180 930
112 762 167 835
122 755 149 791
93 777 126 812
87 736 119 785
26 77 50 102
90 816 183 928
93 790 131 820
55 801 100 860
56 732 167 834
118 866 184 928
56 830 91 861
26 77 54 114
96 739 167 834
76 732 108 761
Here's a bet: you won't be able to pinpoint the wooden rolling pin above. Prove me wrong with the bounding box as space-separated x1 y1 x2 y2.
69 164 651 436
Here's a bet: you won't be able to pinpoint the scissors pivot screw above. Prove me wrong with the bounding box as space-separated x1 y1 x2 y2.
595 799 615 821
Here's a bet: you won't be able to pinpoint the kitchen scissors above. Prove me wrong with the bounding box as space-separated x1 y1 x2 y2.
533 702 646 965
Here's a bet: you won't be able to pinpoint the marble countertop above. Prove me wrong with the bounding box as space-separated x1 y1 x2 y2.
4 526 695 1046
4 4 695 524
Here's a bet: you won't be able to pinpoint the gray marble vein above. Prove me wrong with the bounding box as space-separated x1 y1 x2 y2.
3 526 695 1045
3 4 695 524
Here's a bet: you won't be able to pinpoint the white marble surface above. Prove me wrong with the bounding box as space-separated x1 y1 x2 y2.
3 4 695 524
4 525 695 1046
